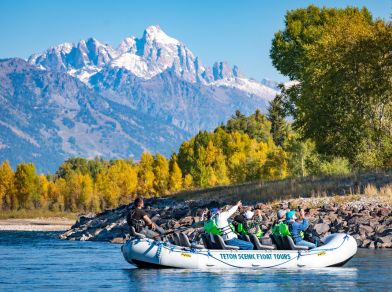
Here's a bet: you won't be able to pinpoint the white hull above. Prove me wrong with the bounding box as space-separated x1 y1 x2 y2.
122 233 357 269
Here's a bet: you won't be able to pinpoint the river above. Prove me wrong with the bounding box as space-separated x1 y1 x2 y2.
0 231 391 291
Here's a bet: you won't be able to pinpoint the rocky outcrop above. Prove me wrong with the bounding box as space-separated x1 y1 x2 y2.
60 195 392 249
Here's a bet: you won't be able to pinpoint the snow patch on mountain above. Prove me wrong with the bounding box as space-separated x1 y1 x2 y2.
210 78 277 100
111 53 155 79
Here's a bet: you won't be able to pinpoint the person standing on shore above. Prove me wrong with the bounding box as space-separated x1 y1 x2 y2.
127 198 165 239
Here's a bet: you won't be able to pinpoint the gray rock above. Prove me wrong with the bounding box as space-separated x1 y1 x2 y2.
314 223 330 235
377 235 392 244
359 225 374 236
111 237 125 244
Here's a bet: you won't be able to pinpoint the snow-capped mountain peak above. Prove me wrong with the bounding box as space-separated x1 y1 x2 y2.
28 25 278 97
143 25 180 46
117 37 137 54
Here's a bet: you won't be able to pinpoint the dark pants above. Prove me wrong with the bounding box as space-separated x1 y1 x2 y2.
225 238 254 250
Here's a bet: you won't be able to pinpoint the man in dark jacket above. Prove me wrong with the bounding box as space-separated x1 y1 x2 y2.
127 197 165 239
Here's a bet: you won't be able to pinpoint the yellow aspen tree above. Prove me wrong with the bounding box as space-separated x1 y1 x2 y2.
78 174 93 211
38 175 49 209
0 161 15 210
262 148 288 179
110 160 138 206
169 155 183 192
95 170 119 209
64 173 79 211
183 174 193 189
14 163 40 209
153 153 170 196
54 178 66 211
138 152 155 197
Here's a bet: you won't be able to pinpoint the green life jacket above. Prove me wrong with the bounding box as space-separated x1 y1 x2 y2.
272 222 290 236
236 222 248 236
204 218 235 237
279 223 291 236
237 222 263 238
272 224 280 235
203 218 222 235
273 222 304 239
255 226 263 238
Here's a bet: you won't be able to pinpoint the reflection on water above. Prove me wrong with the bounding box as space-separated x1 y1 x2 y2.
124 267 360 291
0 232 391 291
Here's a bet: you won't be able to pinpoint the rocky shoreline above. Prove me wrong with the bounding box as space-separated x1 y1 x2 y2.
60 194 392 249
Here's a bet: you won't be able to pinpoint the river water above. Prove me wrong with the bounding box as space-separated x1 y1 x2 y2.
0 231 391 291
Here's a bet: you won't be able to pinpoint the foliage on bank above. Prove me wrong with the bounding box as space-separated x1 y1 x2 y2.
271 5 392 168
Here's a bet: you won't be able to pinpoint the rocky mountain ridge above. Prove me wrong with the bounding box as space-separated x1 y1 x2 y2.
28 25 277 98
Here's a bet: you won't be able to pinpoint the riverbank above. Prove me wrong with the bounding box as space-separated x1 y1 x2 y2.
0 218 75 231
60 190 392 248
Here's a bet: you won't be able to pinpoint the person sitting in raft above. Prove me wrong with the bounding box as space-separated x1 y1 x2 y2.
215 201 254 250
246 209 264 238
285 209 316 249
272 209 287 235
233 209 263 239
127 197 165 239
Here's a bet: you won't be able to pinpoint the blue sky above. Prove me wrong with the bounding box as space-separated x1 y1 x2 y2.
0 0 390 81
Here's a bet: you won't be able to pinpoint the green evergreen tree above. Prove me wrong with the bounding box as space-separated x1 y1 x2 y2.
267 94 288 147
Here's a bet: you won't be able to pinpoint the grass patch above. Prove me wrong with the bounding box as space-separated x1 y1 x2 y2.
0 209 78 220
364 183 392 203
173 171 392 204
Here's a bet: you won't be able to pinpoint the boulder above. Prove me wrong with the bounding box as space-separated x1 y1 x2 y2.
71 213 94 229
111 237 125 244
80 234 91 241
361 239 371 247
92 228 113 241
172 207 190 219
178 216 194 226
322 204 336 212
358 225 374 236
376 235 392 244
378 208 390 217
314 223 330 235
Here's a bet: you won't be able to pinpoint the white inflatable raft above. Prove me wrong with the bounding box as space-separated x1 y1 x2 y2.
122 233 357 269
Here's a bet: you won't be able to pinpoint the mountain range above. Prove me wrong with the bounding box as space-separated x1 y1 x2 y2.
0 25 279 172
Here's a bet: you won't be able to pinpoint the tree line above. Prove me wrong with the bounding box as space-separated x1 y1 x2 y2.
0 108 352 213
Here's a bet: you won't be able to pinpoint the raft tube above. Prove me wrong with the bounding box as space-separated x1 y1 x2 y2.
122 233 357 269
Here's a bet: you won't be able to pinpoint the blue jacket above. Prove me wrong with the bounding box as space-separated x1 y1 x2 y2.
286 219 309 243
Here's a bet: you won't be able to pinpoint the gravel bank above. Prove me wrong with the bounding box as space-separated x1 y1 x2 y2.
0 218 76 231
